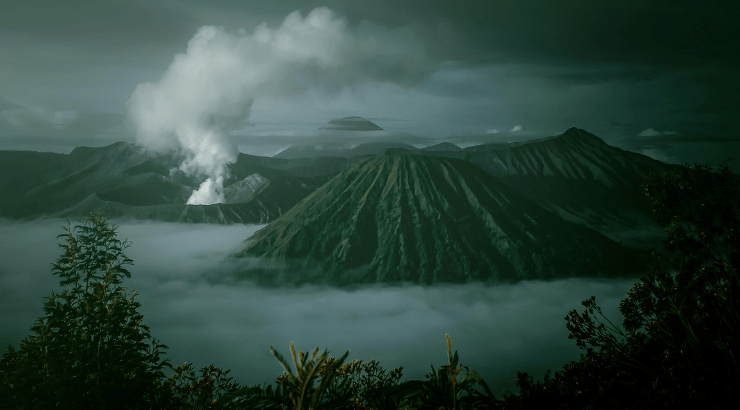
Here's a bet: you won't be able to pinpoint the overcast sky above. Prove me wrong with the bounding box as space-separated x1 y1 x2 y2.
1 0 738 167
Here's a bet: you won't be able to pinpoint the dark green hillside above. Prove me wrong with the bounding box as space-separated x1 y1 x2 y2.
408 128 678 248
0 142 166 218
236 154 644 285
261 128 676 247
97 175 189 206
0 128 682 232
469 128 675 231
0 151 71 209
0 143 328 223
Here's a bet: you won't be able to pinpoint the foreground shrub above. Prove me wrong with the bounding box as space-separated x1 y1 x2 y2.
501 164 740 409
165 363 241 409
0 211 171 409
220 335 500 410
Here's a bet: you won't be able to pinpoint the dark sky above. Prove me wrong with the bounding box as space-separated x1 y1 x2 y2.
1 0 738 167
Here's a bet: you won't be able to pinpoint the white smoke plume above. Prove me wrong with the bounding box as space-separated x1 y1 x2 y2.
127 7 433 205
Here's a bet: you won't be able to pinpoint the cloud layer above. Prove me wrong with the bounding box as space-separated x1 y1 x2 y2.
0 219 638 393
126 7 433 204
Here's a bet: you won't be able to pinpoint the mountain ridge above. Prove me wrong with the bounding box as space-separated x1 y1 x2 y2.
382 128 677 247
236 153 645 285
0 142 326 224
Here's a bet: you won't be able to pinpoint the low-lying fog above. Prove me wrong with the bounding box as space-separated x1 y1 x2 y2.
0 219 639 394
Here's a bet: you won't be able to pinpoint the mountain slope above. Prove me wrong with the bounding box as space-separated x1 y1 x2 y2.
0 143 326 223
408 128 678 247
236 154 644 285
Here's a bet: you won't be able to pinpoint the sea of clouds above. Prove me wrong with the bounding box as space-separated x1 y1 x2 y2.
0 219 638 394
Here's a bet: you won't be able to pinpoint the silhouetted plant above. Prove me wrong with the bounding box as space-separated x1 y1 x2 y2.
220 343 352 410
501 164 740 409
334 358 403 409
0 210 171 409
373 334 501 410
271 343 351 409
166 362 241 409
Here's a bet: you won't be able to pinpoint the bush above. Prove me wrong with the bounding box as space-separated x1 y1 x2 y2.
501 164 740 409
219 335 500 410
0 211 171 409
165 362 240 409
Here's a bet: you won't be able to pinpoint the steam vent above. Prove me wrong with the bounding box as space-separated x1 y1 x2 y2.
318 116 384 131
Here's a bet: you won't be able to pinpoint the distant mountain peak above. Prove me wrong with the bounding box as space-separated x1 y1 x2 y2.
557 127 606 144
422 142 462 152
318 116 384 131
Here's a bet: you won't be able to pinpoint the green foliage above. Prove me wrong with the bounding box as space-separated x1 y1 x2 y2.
220 336 499 410
501 164 740 409
374 335 500 410
219 343 351 409
333 358 403 409
165 362 240 409
271 342 352 409
0 211 171 409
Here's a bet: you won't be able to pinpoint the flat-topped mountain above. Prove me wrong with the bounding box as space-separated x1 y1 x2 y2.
235 154 644 285
318 116 383 131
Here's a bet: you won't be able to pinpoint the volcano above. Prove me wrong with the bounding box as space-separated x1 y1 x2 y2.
318 116 384 131
235 154 644 285
0 142 326 224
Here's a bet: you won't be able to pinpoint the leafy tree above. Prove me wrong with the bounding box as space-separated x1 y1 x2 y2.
501 164 740 409
0 211 171 409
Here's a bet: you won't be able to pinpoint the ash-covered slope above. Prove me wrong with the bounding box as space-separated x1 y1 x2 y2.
469 128 677 246
409 128 678 247
0 142 326 224
236 154 643 285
